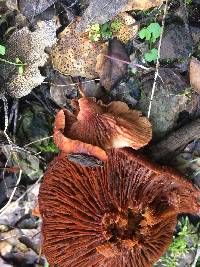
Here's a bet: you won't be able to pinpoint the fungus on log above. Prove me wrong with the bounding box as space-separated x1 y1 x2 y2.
53 97 152 161
39 149 200 267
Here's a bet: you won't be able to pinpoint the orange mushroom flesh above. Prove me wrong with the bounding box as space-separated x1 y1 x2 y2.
53 97 152 161
39 149 199 267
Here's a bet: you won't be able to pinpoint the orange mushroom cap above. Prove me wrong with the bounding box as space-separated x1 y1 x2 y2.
39 148 200 267
53 97 152 160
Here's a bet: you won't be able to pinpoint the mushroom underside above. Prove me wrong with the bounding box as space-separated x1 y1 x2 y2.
39 149 199 267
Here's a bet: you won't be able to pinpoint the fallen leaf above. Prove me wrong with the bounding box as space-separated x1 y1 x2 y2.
113 12 139 44
18 0 57 19
0 181 40 226
96 38 130 90
32 203 40 217
190 57 200 93
123 0 163 12
51 18 107 78
0 201 25 226
0 230 27 256
76 0 163 32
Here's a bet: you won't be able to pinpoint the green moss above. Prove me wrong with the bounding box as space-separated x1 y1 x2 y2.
88 19 121 42
157 217 200 267
38 139 59 154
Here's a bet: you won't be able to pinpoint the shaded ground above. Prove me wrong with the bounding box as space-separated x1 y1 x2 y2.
0 0 200 266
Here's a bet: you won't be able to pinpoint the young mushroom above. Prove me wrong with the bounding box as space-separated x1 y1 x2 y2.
53 97 152 161
39 148 200 267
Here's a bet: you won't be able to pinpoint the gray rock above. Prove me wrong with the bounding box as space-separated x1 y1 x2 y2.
16 216 37 229
0 258 12 267
0 175 17 206
160 24 193 61
191 26 200 45
110 78 139 108
193 0 200 4
138 68 196 140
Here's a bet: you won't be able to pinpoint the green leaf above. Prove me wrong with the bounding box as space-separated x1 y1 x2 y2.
90 23 100 32
139 28 147 39
89 32 101 42
0 44 6 55
100 22 110 33
15 57 21 64
138 28 151 41
144 48 158 62
15 57 24 75
147 23 161 42
110 20 121 32
18 65 24 75
101 30 112 40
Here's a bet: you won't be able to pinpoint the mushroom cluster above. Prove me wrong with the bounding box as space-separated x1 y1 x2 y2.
39 97 200 267
39 149 200 267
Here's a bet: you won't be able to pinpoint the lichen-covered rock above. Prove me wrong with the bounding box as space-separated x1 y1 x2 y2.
51 19 107 78
6 65 45 98
1 20 57 98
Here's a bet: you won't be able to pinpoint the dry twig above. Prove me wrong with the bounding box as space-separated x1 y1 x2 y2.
148 118 200 162
0 170 22 215
147 0 169 118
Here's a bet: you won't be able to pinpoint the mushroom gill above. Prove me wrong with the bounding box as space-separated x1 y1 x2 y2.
53 97 152 161
39 148 200 267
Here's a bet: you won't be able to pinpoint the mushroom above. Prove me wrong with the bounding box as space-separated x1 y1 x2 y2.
53 97 152 161
39 148 200 267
